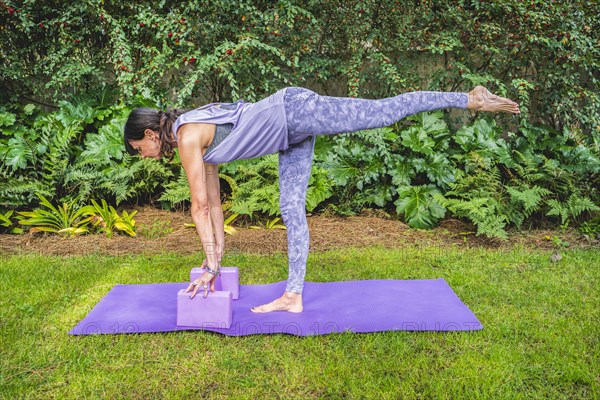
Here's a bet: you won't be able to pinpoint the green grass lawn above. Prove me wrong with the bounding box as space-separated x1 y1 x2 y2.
1 244 598 399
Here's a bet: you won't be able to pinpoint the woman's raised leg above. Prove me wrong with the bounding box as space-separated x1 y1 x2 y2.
284 87 467 143
250 135 315 313
284 86 519 144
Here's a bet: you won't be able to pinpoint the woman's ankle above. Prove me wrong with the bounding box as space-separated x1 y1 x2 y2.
284 290 302 299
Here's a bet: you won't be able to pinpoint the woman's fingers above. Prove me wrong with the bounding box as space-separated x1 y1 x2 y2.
186 272 217 299
189 281 201 299
184 282 194 293
187 279 207 299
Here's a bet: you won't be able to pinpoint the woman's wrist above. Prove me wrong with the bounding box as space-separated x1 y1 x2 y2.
206 264 220 276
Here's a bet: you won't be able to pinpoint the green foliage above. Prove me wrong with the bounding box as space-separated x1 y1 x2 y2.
80 199 137 238
429 117 600 239
0 210 24 234
249 217 286 230
16 194 91 236
1 1 599 238
219 155 281 220
305 167 335 213
318 127 399 215
315 112 599 239
395 185 446 229
546 195 600 227
158 165 191 209
10 192 138 239
2 1 597 142
223 213 240 235
578 214 600 239
0 98 177 208
504 185 552 228
434 168 511 240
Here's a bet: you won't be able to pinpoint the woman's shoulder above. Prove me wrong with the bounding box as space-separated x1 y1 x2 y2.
176 123 216 148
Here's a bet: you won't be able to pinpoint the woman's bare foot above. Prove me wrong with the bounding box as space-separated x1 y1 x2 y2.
467 86 520 114
250 291 303 313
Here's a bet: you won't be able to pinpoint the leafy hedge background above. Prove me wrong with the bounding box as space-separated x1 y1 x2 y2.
1 0 599 239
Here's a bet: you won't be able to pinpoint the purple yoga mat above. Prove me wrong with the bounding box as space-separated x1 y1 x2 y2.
68 278 483 336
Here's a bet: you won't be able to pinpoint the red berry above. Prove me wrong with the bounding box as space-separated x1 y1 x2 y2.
167 32 173 37
39 23 44 28
226 49 233 55
139 23 145 27
8 8 15 14
189 57 196 63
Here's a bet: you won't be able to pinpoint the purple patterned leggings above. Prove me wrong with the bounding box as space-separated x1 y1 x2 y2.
279 87 468 294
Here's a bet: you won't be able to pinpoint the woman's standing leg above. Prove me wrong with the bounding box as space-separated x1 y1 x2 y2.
250 135 315 313
278 135 316 294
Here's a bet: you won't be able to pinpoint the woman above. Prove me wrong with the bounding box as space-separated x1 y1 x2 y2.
123 85 520 313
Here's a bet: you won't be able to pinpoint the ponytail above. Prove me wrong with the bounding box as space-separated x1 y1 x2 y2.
157 109 186 160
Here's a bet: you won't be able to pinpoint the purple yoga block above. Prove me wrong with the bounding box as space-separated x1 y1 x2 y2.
176 289 232 329
190 267 239 299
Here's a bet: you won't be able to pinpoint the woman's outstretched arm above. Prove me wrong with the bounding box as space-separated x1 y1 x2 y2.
206 163 224 265
178 124 219 272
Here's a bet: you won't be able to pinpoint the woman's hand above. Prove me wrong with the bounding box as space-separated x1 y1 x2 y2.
185 270 218 299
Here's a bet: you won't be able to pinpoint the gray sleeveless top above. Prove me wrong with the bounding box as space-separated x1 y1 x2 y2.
205 104 236 158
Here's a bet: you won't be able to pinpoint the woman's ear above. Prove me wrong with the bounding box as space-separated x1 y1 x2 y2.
144 128 157 140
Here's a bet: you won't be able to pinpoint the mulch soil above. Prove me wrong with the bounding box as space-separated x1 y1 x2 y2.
0 206 597 257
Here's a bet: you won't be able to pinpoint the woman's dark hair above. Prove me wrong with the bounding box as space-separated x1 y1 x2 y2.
123 108 187 160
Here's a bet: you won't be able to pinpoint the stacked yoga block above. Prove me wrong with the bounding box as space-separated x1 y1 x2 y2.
176 266 239 329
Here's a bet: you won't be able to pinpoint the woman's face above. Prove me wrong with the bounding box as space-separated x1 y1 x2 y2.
128 129 162 160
